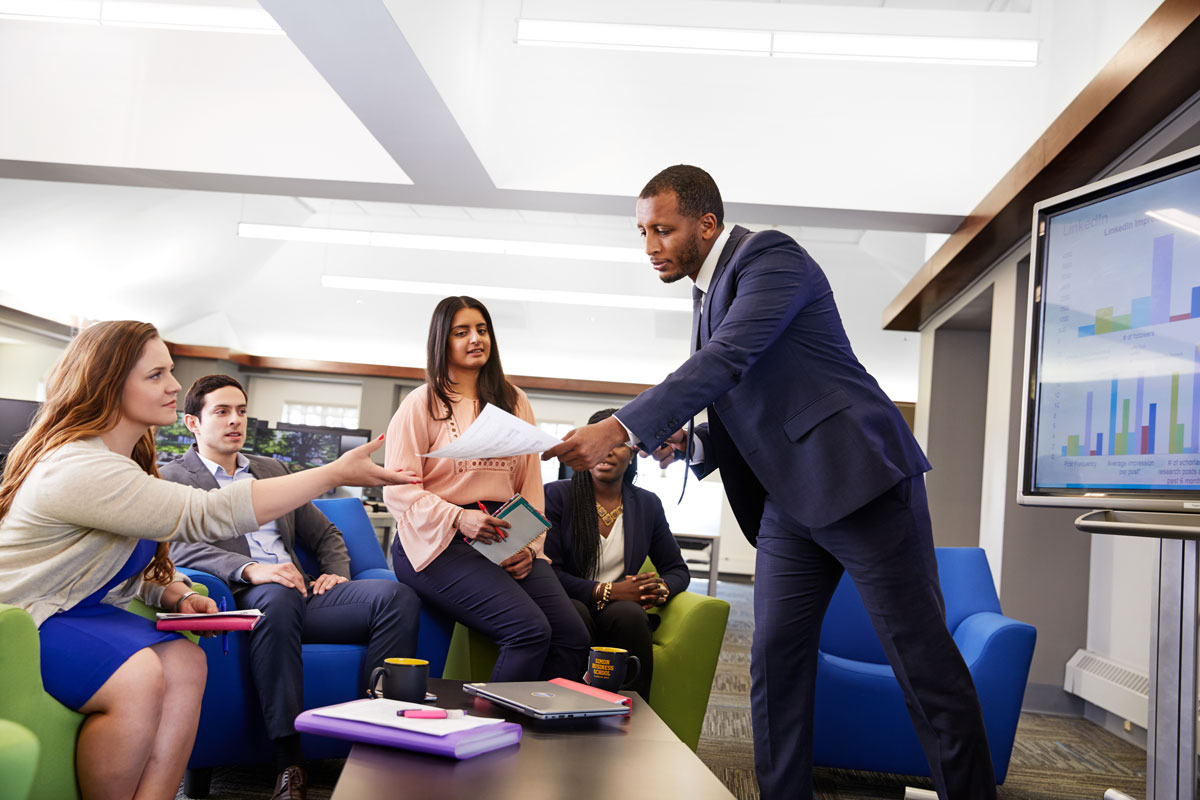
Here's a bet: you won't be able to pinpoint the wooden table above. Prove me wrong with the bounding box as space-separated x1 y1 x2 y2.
330 679 735 800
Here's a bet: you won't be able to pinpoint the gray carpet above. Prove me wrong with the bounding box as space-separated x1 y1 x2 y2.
178 577 1148 799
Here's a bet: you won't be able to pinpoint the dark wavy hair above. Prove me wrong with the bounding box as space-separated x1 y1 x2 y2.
639 164 724 226
425 296 519 421
568 408 637 581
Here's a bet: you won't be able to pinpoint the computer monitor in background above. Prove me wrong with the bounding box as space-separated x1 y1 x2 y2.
0 398 41 477
154 412 194 466
338 434 369 455
253 428 342 473
276 422 371 438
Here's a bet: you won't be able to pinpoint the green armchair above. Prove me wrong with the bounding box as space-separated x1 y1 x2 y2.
0 719 39 800
0 591 206 800
444 559 730 750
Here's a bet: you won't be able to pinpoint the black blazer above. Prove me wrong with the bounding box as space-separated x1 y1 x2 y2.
543 479 690 606
159 446 350 592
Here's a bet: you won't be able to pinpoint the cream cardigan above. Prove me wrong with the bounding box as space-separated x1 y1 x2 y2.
0 437 259 626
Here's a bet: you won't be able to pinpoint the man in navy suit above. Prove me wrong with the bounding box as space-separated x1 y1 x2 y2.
544 165 995 799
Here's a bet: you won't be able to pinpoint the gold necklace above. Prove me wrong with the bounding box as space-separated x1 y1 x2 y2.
595 501 623 527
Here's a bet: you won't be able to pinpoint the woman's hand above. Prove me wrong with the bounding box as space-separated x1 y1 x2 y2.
611 572 669 609
179 593 218 615
331 436 423 488
163 586 221 638
458 510 510 543
500 546 534 580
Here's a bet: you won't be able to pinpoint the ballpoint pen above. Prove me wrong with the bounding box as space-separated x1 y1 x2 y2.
476 501 505 540
219 596 228 657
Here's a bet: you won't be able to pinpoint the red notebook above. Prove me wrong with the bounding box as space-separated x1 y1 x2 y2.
155 610 263 632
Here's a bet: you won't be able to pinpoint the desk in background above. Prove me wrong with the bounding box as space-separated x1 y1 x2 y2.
366 509 396 556
674 531 720 597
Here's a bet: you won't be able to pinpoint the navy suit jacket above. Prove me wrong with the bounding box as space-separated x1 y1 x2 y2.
159 446 350 592
619 225 930 542
542 479 691 606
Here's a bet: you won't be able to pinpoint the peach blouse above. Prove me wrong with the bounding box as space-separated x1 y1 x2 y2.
383 384 546 572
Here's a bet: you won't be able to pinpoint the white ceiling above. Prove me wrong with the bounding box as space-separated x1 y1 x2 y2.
0 0 1164 401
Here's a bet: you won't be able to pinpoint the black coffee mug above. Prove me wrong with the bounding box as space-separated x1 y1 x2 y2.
368 657 428 702
586 646 641 692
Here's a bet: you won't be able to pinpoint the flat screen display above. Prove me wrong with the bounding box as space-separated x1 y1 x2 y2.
1021 144 1200 509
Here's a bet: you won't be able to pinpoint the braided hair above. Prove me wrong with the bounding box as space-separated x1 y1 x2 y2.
567 408 638 581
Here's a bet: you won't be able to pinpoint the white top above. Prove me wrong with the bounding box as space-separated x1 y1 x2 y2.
595 516 626 584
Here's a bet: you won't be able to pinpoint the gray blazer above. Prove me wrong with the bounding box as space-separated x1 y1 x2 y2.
159 446 351 593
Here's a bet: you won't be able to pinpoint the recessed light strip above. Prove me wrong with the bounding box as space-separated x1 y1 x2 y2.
321 275 692 313
516 19 1038 67
239 222 646 264
0 0 284 34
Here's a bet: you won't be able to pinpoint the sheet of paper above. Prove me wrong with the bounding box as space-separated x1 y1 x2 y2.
422 403 562 459
310 698 504 736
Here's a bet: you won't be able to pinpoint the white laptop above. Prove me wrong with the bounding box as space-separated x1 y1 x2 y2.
462 681 628 720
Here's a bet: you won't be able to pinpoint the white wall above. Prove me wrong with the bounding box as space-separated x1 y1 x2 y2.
245 375 364 426
0 321 66 400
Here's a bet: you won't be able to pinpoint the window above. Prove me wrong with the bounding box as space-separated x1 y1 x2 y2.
281 402 360 430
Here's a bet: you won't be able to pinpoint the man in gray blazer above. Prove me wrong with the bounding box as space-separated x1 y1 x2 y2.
161 374 420 800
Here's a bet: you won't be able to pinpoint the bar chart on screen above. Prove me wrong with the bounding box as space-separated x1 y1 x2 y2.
1033 168 1200 491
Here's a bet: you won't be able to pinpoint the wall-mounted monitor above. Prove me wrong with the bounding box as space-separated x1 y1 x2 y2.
1019 144 1200 511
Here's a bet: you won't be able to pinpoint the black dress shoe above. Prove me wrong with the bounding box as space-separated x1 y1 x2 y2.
270 765 307 800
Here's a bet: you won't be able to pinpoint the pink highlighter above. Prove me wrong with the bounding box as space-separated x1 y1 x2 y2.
401 709 465 719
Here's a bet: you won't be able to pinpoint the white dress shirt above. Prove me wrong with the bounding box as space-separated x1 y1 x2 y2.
613 227 731 458
196 451 291 580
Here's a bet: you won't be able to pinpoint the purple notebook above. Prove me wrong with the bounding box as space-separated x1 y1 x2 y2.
295 701 522 759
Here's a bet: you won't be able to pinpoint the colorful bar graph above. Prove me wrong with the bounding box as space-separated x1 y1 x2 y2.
1078 234 1185 337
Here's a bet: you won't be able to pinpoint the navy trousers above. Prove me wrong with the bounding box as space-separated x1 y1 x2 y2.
392 536 589 682
238 578 421 740
751 476 995 800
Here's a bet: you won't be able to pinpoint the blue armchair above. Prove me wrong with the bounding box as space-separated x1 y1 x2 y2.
179 497 453 797
813 547 1036 784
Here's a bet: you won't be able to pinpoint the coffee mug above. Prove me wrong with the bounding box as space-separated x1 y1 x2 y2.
368 657 429 702
586 646 640 692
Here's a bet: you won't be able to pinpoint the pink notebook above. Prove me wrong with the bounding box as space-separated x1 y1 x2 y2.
156 613 262 632
548 678 631 713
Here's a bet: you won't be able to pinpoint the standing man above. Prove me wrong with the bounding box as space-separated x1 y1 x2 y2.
161 375 421 800
544 165 995 799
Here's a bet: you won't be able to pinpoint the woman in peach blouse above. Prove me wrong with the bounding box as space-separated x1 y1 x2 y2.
383 296 588 680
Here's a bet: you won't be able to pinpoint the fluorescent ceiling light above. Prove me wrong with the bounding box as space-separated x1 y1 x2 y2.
0 0 283 34
517 18 1037 67
239 223 646 264
322 275 691 313
1147 208 1200 237
772 31 1037 66
517 19 770 57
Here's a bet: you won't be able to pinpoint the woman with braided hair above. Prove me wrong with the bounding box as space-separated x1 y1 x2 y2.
543 408 691 701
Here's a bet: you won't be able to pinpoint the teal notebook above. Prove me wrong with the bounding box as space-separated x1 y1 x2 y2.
470 494 550 565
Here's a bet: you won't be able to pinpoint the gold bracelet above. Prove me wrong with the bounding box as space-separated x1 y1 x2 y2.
596 581 612 610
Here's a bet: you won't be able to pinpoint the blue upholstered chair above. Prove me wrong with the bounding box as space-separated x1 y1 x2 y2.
812 546 1036 784
180 497 453 797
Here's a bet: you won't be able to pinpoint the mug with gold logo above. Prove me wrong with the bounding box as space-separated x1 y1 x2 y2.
586 646 641 692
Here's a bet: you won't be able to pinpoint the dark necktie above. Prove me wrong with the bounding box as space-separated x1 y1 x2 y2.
680 285 704 501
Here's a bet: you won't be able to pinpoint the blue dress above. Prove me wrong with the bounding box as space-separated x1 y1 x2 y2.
38 539 181 710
